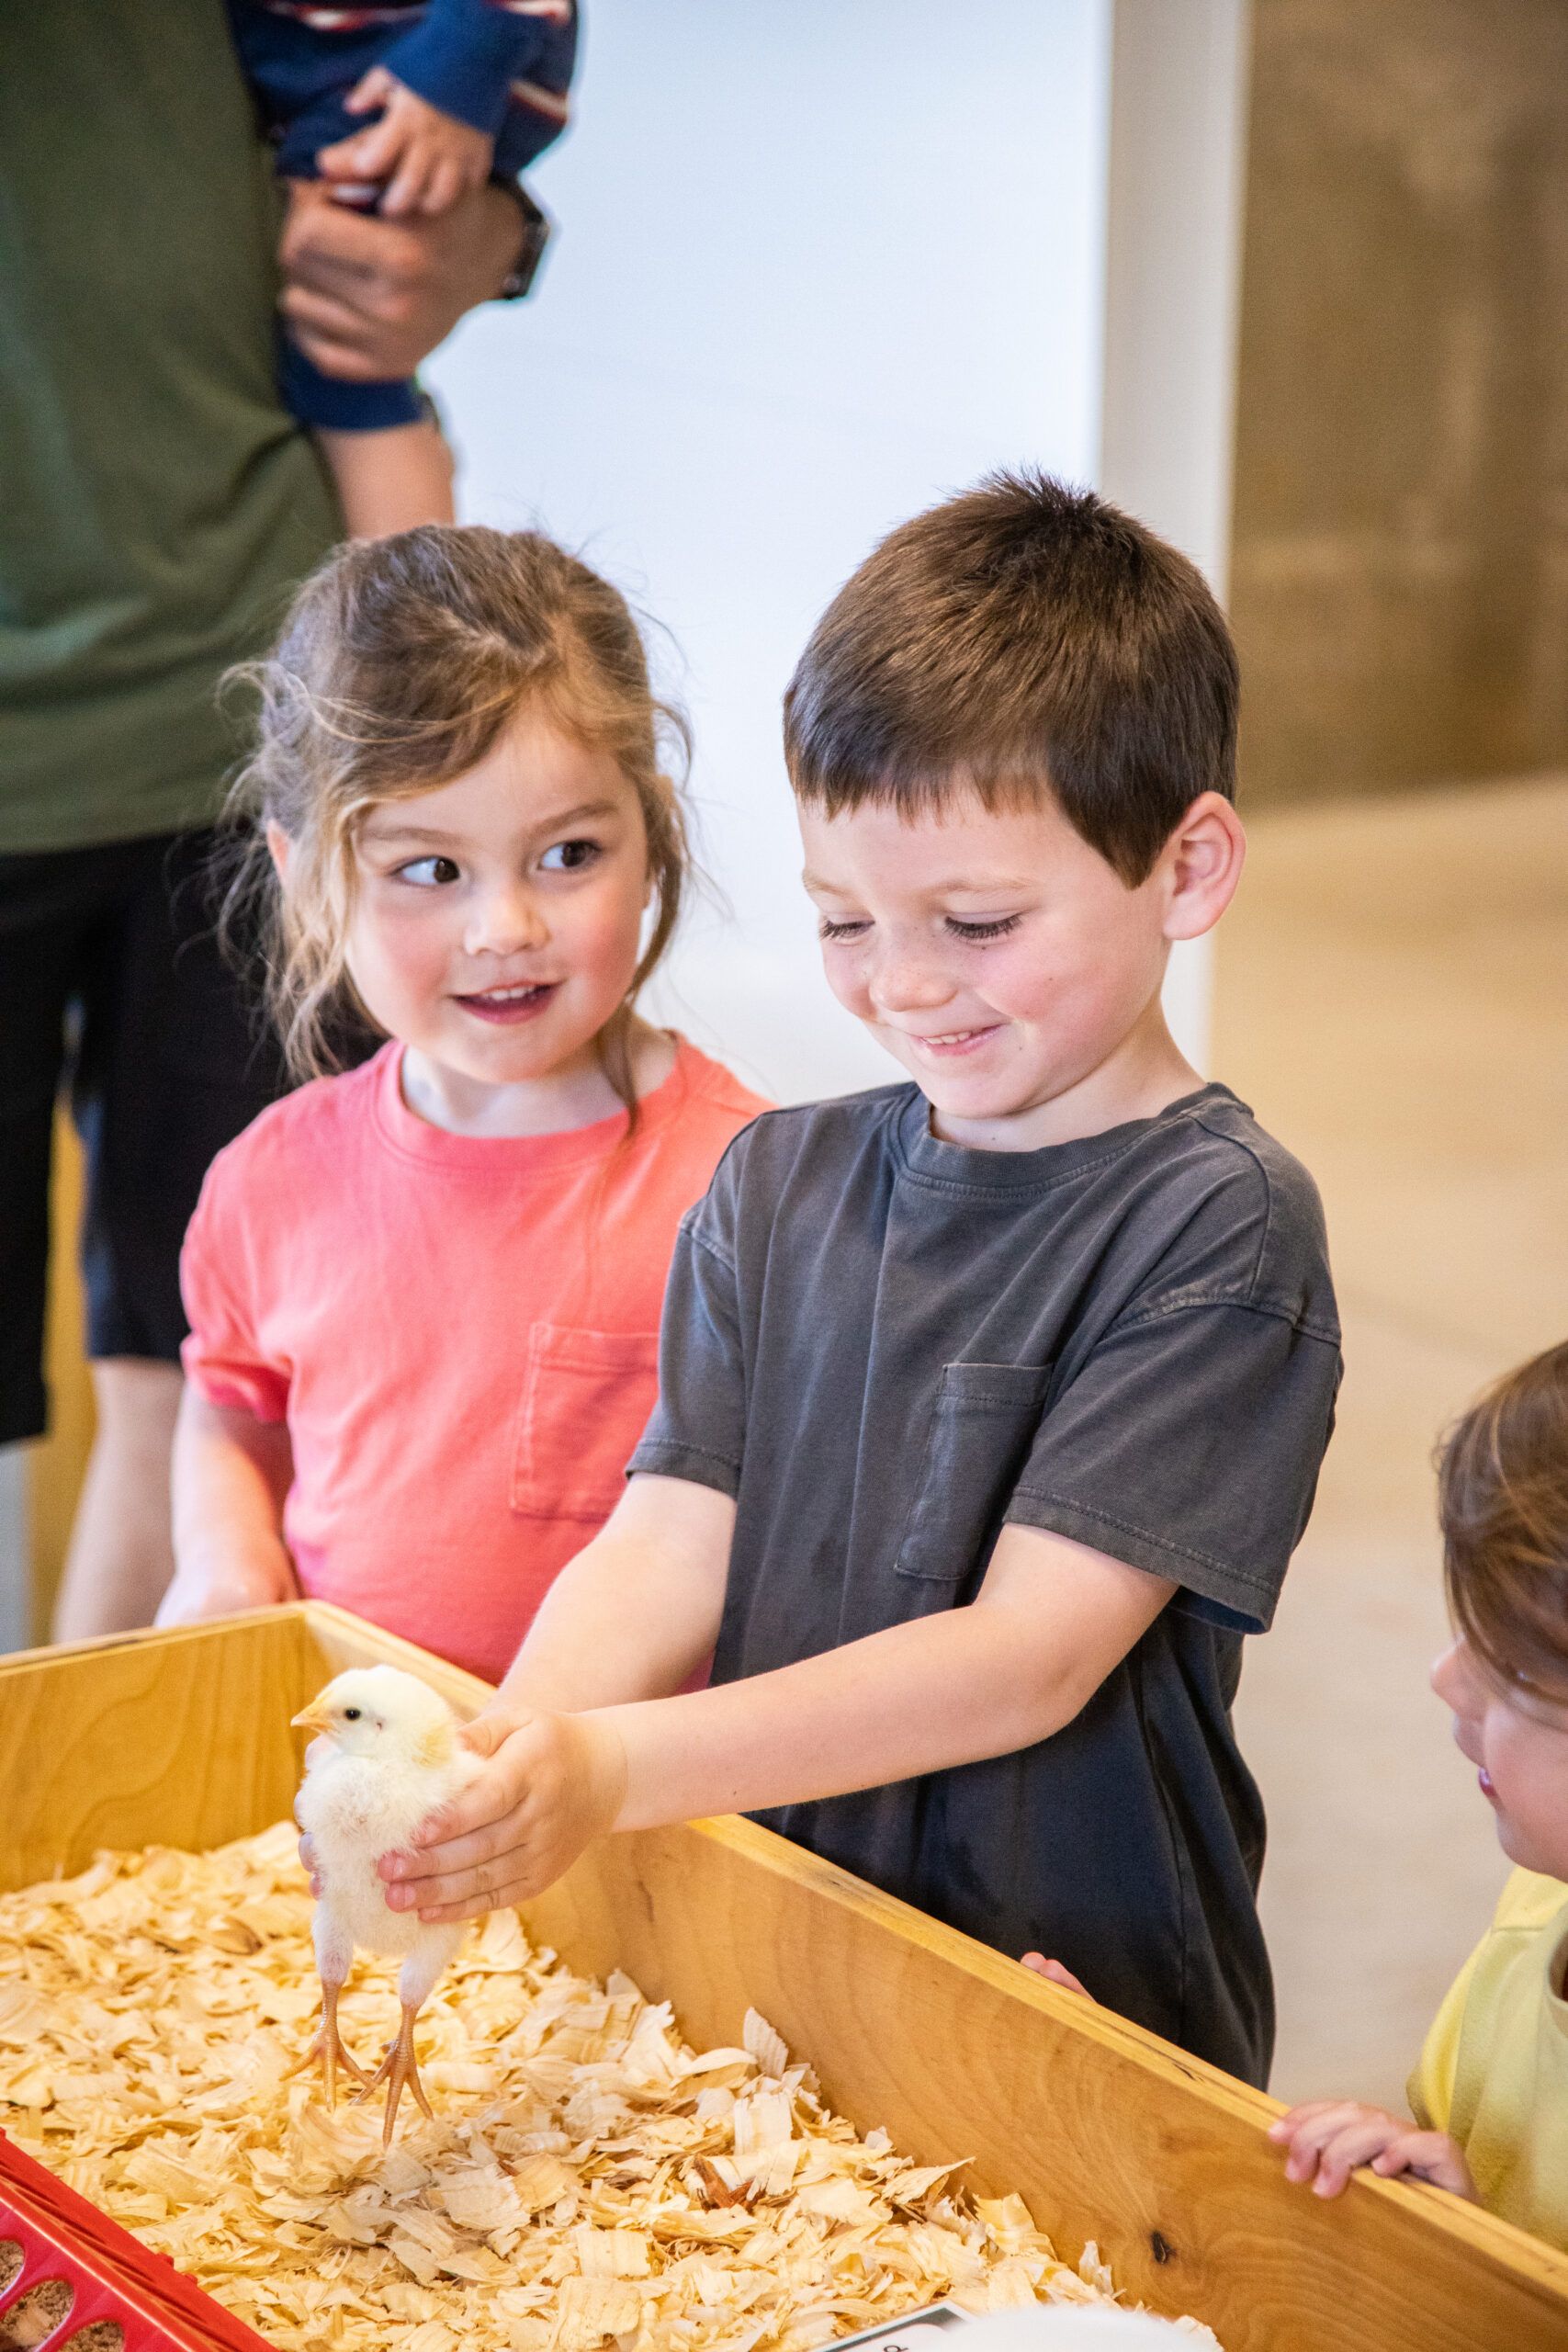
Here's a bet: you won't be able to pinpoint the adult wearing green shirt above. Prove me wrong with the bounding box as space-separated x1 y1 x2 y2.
1 2 535 1638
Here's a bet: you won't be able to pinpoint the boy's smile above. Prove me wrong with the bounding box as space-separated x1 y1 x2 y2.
797 786 1244 1151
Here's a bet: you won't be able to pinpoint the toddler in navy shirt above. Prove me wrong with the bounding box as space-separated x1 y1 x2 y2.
229 0 576 532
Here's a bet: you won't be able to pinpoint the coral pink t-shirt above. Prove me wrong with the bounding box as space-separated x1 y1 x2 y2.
180 1039 768 1681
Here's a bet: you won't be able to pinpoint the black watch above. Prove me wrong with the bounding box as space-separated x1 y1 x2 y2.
496 183 553 301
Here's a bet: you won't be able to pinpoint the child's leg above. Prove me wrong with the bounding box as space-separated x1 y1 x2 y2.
315 417 455 538
279 339 455 537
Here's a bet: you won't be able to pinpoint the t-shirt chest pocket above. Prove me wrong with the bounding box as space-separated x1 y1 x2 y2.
895 1361 1055 1586
511 1322 663 1523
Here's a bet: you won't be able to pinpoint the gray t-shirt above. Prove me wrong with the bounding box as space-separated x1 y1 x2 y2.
630 1080 1340 2086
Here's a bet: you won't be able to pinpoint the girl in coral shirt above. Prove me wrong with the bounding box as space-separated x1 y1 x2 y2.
159 526 768 1680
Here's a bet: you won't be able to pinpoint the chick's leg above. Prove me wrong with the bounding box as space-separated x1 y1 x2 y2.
291 1915 369 2109
359 2001 435 2148
293 1979 373 2111
358 1930 463 2146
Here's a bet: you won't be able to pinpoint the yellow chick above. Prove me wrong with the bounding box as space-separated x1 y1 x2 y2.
291 1665 485 2143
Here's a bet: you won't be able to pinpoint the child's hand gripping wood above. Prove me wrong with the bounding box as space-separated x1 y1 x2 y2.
291 1666 487 2143
1268 2100 1477 2201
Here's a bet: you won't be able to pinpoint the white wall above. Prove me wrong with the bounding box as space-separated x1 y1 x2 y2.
428 0 1251 1102
428 0 1112 1103
1100 0 1252 1067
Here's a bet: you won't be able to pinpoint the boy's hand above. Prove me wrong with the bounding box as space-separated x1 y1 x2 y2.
318 68 496 218
1269 2101 1477 2200
378 1706 629 1921
1021 1953 1091 1998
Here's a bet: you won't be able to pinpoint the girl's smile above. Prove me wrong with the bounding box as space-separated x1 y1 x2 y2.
453 978 561 1024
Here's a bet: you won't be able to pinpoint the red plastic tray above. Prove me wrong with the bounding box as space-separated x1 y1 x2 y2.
0 2132 269 2352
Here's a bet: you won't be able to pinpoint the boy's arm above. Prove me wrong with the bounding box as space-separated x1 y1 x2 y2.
156 1391 299 1625
381 1487 1174 1921
500 1474 737 1713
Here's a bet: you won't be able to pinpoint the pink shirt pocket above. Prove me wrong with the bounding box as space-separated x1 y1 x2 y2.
510 1322 662 1521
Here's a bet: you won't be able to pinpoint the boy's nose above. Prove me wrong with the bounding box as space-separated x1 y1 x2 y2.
868 953 953 1015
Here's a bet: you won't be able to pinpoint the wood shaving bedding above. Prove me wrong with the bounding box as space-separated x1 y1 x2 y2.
0 1828 1219 2352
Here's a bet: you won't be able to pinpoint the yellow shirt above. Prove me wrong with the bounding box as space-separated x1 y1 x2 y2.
1410 1868 1568 2250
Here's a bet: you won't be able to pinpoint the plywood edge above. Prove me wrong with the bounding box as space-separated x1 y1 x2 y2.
2 1608 1565 2346
299 1601 495 1717
0 1605 308 1678
295 1611 1568 2318
668 1814 1568 2314
679 1810 1267 2114
0 1609 319 1891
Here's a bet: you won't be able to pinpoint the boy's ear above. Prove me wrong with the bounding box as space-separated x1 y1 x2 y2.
1159 791 1246 943
265 820 292 882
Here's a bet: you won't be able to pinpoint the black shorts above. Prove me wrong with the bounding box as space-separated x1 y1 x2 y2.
0 831 290 1444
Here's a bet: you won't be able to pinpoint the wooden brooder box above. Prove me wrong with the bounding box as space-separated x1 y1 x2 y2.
2 1603 1565 2352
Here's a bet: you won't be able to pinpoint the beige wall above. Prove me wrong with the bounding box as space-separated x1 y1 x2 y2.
1231 0 1568 808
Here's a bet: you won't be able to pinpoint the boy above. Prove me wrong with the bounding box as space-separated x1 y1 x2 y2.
228 0 576 536
373 474 1342 2088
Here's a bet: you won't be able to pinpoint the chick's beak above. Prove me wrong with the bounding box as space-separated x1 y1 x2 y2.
292 1699 334 1735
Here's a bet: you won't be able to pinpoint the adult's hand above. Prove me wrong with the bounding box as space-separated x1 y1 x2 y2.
278 177 525 383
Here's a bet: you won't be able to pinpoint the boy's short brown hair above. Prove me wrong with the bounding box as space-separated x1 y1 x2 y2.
1439 1340 1568 1701
783 470 1238 886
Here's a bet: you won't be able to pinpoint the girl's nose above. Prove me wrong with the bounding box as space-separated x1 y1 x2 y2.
465 880 547 957
1430 1637 1477 1711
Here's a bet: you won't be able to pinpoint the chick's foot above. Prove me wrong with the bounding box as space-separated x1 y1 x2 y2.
289 1981 371 2111
355 2001 435 2146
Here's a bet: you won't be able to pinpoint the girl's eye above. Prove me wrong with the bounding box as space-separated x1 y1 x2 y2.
396 855 461 887
945 914 1022 943
539 838 601 873
818 917 870 942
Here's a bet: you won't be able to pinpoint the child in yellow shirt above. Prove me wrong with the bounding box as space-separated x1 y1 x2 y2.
1270 1339 1568 2249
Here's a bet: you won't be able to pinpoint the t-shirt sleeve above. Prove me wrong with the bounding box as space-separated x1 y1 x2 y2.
627 1170 748 1499
384 0 578 150
179 1158 291 1423
1006 1298 1341 1633
1408 1922 1485 2132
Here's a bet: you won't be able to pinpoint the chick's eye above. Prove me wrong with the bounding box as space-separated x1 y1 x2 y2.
344 1707 361 1721
396 855 461 888
539 838 600 873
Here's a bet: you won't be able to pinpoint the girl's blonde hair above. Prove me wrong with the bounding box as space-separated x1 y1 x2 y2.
223 526 692 1114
